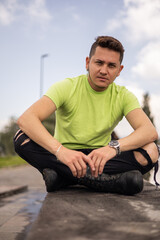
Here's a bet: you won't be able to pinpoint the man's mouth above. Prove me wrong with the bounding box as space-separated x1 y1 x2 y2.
97 76 108 81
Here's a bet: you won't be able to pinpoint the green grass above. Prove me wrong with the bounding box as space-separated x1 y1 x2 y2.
0 156 27 168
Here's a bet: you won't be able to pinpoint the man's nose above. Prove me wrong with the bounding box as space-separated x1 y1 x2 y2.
100 65 108 75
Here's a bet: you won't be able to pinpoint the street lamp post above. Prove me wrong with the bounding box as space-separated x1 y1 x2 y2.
40 54 48 98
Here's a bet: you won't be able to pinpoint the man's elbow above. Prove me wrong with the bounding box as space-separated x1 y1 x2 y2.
17 114 27 131
17 116 23 129
151 129 159 142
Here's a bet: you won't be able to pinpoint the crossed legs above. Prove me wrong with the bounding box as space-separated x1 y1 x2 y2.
14 130 159 194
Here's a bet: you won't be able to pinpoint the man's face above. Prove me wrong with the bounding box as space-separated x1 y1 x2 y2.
86 46 124 91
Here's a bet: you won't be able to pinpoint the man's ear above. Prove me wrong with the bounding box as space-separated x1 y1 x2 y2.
117 65 124 77
86 57 90 71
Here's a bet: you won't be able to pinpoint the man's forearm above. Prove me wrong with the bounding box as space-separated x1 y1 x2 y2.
118 125 158 152
17 113 61 155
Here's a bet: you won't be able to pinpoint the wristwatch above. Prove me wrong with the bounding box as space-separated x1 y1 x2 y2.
108 140 121 155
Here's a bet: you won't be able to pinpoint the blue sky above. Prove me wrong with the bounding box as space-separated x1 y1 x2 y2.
1 0 160 138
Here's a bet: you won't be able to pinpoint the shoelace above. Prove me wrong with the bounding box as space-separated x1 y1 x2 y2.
85 166 121 182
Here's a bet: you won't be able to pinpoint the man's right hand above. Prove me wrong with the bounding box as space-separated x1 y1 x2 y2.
56 146 95 178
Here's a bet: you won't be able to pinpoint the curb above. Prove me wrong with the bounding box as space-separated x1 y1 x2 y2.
0 185 28 198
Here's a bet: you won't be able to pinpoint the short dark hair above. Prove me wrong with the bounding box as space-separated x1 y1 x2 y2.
89 36 125 63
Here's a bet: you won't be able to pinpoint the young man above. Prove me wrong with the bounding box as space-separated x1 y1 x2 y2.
14 36 159 195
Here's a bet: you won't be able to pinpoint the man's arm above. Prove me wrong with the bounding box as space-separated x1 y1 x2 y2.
119 108 158 151
17 96 95 178
88 108 158 177
18 96 59 153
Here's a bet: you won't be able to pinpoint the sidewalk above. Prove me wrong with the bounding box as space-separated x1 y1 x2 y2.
0 165 46 240
0 164 44 189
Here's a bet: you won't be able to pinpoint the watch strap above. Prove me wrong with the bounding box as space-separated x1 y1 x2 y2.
108 140 121 155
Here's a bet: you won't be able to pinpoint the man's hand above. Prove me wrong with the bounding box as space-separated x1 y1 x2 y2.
88 146 117 177
56 146 95 178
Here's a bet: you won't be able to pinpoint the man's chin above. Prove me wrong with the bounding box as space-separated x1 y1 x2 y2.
95 84 109 91
98 81 109 88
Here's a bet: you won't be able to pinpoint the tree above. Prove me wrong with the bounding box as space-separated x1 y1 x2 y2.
142 92 154 125
42 113 56 135
142 92 155 181
0 117 19 156
0 114 56 156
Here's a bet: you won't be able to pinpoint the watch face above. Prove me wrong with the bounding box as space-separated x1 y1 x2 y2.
109 140 120 155
110 140 119 147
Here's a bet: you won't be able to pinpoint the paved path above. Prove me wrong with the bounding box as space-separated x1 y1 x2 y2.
0 165 44 189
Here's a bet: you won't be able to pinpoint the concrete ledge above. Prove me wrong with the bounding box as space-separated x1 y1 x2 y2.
0 185 28 198
26 181 160 240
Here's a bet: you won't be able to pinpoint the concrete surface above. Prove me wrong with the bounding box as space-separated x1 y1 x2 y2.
0 165 160 240
0 165 46 240
26 182 160 240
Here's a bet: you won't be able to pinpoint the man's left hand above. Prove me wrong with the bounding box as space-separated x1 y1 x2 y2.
88 146 117 177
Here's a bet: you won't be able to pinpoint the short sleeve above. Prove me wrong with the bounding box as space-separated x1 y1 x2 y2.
44 78 73 109
122 88 141 116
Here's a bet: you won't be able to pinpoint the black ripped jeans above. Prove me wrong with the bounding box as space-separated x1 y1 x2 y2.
13 130 157 186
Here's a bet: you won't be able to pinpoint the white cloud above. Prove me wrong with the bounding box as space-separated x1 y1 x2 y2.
105 0 160 90
64 5 81 23
114 83 160 138
72 13 80 22
0 5 13 25
150 94 160 138
0 0 17 25
117 77 144 103
0 0 52 26
106 0 160 43
132 41 160 83
115 84 143 137
27 0 52 23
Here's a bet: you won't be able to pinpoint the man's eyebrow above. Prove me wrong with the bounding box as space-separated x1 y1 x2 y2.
95 59 117 65
108 62 117 66
95 59 105 63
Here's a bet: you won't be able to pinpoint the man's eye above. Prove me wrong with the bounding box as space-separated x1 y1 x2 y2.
96 61 103 65
109 64 116 68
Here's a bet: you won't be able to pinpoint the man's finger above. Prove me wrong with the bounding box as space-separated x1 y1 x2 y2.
68 163 78 177
78 159 87 177
73 161 83 178
90 155 97 176
88 151 94 159
98 159 105 175
83 154 95 172
94 158 101 177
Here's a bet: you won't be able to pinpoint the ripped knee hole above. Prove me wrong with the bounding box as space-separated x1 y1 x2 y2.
134 151 148 166
15 132 24 142
20 139 30 146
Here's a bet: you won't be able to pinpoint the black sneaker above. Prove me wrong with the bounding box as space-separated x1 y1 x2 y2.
78 169 143 195
42 168 78 192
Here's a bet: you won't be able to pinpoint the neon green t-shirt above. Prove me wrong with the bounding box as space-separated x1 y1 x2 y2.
45 74 140 149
